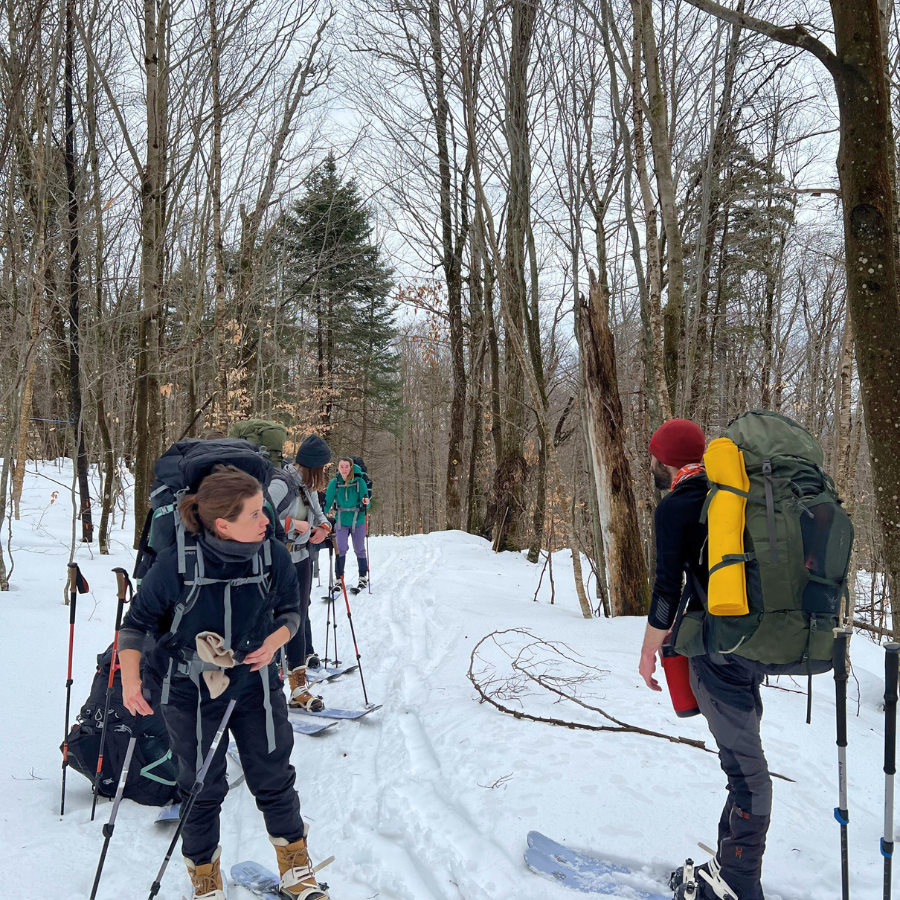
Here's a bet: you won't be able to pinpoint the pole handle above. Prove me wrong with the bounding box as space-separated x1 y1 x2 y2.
885 644 900 704
833 628 851 749
113 567 132 602
886 644 900 778
67 564 80 623
833 627 851 680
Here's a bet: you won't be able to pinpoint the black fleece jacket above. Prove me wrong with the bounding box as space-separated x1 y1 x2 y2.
119 537 301 690
647 474 709 631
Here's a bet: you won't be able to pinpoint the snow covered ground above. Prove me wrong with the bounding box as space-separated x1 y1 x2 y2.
0 459 892 899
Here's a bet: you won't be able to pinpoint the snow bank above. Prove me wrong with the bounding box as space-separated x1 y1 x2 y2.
0 460 889 898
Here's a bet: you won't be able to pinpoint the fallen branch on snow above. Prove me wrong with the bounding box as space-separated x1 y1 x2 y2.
468 629 794 783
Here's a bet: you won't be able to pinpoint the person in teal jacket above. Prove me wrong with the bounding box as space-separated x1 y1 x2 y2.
324 457 369 593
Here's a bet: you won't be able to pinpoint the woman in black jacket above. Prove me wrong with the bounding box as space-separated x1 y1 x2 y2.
119 465 329 900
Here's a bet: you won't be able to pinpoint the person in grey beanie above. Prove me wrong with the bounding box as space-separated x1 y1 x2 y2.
267 435 332 711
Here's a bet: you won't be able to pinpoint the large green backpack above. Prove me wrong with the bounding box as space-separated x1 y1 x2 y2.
228 419 288 467
675 410 854 675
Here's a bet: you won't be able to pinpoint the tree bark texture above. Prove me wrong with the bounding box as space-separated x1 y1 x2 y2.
426 0 469 532
492 0 534 552
634 0 684 411
831 1 900 610
578 270 651 617
64 0 92 543
134 0 165 546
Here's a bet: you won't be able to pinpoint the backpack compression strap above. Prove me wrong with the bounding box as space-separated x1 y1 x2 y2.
160 538 273 706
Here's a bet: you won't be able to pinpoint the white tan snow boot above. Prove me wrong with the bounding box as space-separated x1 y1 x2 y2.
183 845 226 900
270 830 333 899
288 666 325 712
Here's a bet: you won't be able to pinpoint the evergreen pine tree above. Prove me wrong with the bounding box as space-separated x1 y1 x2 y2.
280 155 400 448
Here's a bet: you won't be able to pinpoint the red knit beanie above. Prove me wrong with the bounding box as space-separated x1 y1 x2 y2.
648 419 706 469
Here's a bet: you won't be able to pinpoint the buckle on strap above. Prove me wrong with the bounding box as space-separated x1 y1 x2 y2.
176 654 227 677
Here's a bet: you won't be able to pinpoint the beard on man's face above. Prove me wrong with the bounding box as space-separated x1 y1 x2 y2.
651 459 672 491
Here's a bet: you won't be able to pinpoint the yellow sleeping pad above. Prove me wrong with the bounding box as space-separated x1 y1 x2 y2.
704 437 750 616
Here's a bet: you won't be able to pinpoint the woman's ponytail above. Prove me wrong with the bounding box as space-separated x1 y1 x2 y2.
178 493 203 533
176 465 262 535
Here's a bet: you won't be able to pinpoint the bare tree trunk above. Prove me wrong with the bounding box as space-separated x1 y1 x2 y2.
525 220 548 563
491 0 534 553
134 0 165 545
834 315 854 499
0 421 11 589
64 0 92 543
634 0 684 410
428 0 469 532
85 5 115 555
13 255 42 519
209 0 229 429
599 0 667 430
465 226 488 534
579 267 650 616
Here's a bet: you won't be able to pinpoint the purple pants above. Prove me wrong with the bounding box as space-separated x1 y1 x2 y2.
335 522 367 578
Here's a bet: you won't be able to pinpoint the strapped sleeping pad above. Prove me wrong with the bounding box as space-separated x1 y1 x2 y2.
675 410 854 675
133 437 285 585
60 644 179 806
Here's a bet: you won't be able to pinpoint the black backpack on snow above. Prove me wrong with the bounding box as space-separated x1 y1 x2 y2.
60 645 179 806
351 456 373 499
134 437 285 584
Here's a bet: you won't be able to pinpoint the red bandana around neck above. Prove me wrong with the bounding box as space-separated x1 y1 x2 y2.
670 462 705 490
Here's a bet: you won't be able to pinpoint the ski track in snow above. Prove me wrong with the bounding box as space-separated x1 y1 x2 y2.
0 460 892 899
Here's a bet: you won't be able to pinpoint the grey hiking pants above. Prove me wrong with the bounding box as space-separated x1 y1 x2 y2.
690 655 772 900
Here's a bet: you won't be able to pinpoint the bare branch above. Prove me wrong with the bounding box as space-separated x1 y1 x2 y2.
680 0 841 77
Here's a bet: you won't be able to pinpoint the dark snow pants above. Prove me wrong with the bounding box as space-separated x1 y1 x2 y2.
161 670 304 865
690 655 772 900
284 556 314 670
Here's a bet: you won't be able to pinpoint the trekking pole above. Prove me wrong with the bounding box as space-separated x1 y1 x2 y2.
833 627 852 900
323 594 332 667
332 597 340 668
366 516 372 594
339 576 369 706
89 735 137 899
91 567 132 821
61 562 89 817
147 699 236 900
883 642 900 900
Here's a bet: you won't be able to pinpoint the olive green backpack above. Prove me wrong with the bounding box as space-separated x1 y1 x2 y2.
227 419 288 467
675 411 854 680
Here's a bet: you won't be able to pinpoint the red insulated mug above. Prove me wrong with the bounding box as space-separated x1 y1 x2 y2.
661 646 701 718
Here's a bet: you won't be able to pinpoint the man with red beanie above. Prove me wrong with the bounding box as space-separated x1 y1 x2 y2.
640 418 771 900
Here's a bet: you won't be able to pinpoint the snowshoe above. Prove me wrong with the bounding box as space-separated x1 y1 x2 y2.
288 667 325 713
670 856 736 900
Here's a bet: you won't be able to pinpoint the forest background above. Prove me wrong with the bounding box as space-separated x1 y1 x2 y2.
1 0 898 634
